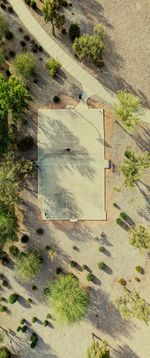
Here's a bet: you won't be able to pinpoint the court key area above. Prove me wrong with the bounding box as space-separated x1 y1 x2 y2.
38 107 108 220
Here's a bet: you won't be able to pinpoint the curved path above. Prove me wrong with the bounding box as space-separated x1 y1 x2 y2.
9 0 150 123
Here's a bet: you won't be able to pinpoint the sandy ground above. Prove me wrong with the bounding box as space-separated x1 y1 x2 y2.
0 4 150 358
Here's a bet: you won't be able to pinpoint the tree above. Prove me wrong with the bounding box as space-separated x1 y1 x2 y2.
73 24 104 66
15 251 41 281
69 23 80 41
0 347 11 358
42 0 65 36
114 90 141 132
14 52 37 80
47 58 61 77
0 15 8 43
115 288 150 324
47 274 88 324
0 205 18 251
0 152 32 207
120 148 150 188
129 225 150 253
86 340 110 358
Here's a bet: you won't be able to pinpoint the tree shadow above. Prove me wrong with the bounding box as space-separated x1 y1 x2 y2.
136 181 150 222
114 344 140 358
88 288 132 338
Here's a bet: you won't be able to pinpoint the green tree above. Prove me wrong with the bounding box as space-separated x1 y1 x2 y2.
47 274 88 324
15 251 41 281
115 288 150 324
0 15 8 43
86 340 110 358
120 148 150 188
73 24 104 66
47 58 61 77
129 225 150 253
0 152 32 207
0 347 11 358
0 205 18 251
14 52 37 80
114 90 141 132
42 0 65 36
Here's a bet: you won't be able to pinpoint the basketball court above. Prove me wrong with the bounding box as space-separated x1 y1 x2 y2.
38 107 108 220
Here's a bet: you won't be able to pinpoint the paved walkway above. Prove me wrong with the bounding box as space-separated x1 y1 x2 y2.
9 0 150 124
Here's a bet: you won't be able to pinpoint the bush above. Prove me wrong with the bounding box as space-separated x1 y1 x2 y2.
56 267 63 275
16 326 21 332
98 261 106 270
0 347 11 358
21 234 30 243
17 136 34 151
118 278 127 286
9 50 15 58
32 317 37 323
46 313 51 319
9 245 19 257
69 23 80 41
15 251 41 282
61 28 66 34
135 266 144 274
99 246 105 253
36 227 44 235
5 30 13 40
116 217 123 225
8 293 18 304
53 96 60 103
25 0 31 5
14 52 37 79
135 277 140 282
70 260 77 268
24 34 30 41
20 318 25 325
82 264 89 271
47 58 61 77
62 0 68 6
120 212 128 220
5 70 11 77
0 4 6 10
47 274 88 324
43 319 48 327
0 305 7 312
21 325 27 332
32 285 37 290
18 27 23 32
31 0 36 9
20 40 26 47
30 332 38 348
8 6 14 13
87 273 94 282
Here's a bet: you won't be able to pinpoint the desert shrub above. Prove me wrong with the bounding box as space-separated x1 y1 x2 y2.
98 261 106 270
8 293 18 304
0 347 11 358
15 251 41 282
70 260 77 268
25 0 31 5
43 320 48 327
14 52 37 79
17 136 34 151
32 285 37 290
46 313 51 319
44 287 51 296
99 246 105 253
24 34 30 41
9 50 15 58
118 278 127 286
8 6 13 13
36 227 44 235
0 4 6 10
135 277 140 282
38 45 43 51
45 245 51 251
69 23 80 41
21 234 30 243
31 0 36 9
120 212 128 220
5 30 13 40
32 317 37 323
62 0 68 6
114 90 141 133
0 273 4 280
0 305 7 312
56 267 63 275
129 225 150 252
47 58 61 77
9 245 19 257
20 40 26 47
53 95 60 103
27 297 32 303
30 332 38 348
47 274 88 324
135 266 144 274
20 318 25 325
86 340 110 358
18 27 23 32
83 264 89 271
21 325 27 333
16 326 21 332
87 273 94 282
116 217 123 225
61 27 66 34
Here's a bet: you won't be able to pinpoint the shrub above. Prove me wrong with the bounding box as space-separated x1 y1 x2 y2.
15 251 41 282
99 246 105 253
0 305 7 312
38 45 43 51
87 273 94 282
47 274 88 324
69 23 80 41
16 326 21 332
53 95 60 103
46 313 51 319
8 6 13 13
116 217 123 225
21 234 30 243
27 297 32 304
21 325 27 332
36 227 44 235
14 52 37 79
31 0 36 9
8 293 18 304
61 28 66 34
32 285 37 290
135 266 144 274
70 260 77 268
120 212 128 220
5 70 11 77
86 340 110 358
30 332 38 348
62 0 68 6
31 341 37 349
20 318 25 325
135 277 140 282
0 347 11 358
47 58 61 77
20 40 26 47
118 278 127 286
45 245 51 251
9 50 15 58
0 4 6 10
32 317 37 323
5 30 13 40
9 245 19 257
56 267 63 275
18 27 23 32
17 136 34 151
24 34 30 41
98 261 106 270
83 264 89 271
43 319 48 327
25 0 31 5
